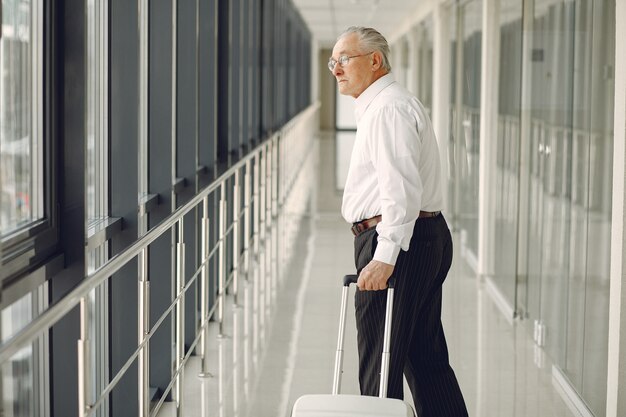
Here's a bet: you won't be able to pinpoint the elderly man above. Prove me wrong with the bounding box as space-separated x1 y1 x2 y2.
331 27 468 417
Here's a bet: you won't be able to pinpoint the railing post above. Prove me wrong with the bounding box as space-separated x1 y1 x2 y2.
198 197 212 378
244 160 251 275
218 182 227 337
175 218 185 416
253 154 260 255
279 132 284 205
138 248 150 417
78 298 90 417
259 147 267 242
233 169 241 306
272 135 279 218
266 142 273 227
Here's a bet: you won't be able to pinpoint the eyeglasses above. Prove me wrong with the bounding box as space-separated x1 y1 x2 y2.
327 52 372 71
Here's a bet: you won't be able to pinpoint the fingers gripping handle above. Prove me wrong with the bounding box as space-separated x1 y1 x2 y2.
343 273 396 288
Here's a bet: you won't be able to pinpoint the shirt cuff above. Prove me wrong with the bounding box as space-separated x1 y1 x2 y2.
373 238 401 266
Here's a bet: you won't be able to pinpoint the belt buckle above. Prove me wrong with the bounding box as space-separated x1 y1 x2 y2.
351 223 360 236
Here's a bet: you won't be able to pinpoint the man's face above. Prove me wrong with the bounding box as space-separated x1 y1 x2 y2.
330 33 374 98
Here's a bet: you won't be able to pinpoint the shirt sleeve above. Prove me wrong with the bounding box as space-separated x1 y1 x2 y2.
369 104 424 266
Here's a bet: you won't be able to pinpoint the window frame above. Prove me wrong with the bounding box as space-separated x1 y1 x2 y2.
1 0 61 305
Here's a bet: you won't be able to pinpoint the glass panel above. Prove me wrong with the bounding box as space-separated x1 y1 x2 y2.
87 0 108 222
529 0 578 370
526 2 614 413
415 18 433 115
493 0 523 306
0 0 42 235
563 0 591 392
447 6 458 224
457 0 482 262
1 293 35 416
581 0 614 413
393 37 409 88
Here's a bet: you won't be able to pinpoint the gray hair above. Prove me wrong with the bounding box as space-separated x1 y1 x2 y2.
338 26 392 72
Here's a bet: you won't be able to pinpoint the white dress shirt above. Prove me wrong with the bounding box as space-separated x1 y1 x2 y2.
341 73 444 266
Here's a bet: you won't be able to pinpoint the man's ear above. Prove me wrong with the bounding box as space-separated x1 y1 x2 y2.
371 51 383 71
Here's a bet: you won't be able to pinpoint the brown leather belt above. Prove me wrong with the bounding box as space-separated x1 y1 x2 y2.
351 211 441 237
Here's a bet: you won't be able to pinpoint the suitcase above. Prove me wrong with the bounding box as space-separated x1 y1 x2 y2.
291 274 416 417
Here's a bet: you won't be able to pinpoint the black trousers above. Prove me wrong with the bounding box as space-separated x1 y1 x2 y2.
354 214 468 417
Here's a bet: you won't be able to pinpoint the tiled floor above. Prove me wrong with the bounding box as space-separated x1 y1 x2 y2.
157 132 580 417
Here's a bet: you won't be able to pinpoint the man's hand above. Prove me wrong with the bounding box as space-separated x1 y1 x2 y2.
357 260 394 291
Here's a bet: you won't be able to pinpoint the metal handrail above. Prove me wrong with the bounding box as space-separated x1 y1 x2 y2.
0 103 319 365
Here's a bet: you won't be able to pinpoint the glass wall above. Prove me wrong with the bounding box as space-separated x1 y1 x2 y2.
493 0 523 306
410 0 616 413
525 0 615 415
414 18 433 114
581 1 614 412
0 2 48 414
448 1 482 264
0 0 43 235
1 287 47 416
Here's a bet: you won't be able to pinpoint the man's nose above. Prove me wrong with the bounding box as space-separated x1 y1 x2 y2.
332 64 342 76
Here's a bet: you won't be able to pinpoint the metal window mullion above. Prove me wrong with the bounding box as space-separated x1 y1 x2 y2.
228 0 234 154
100 2 110 415
137 0 150 415
139 0 149 198
33 0 44 218
171 0 178 209
170 1 182 416
195 0 199 194
239 0 245 150
101 0 110 222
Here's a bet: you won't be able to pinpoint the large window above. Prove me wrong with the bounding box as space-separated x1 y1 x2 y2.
1 286 48 416
524 1 615 414
446 1 482 264
1 0 59 291
1 0 43 235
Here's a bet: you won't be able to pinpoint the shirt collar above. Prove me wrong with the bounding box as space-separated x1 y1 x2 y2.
354 73 396 123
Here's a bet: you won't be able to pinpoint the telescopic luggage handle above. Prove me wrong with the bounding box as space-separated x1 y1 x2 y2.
342 274 396 288
342 274 358 286
333 274 396 398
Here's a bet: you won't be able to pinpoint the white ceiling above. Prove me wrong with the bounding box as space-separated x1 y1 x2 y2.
292 0 424 49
